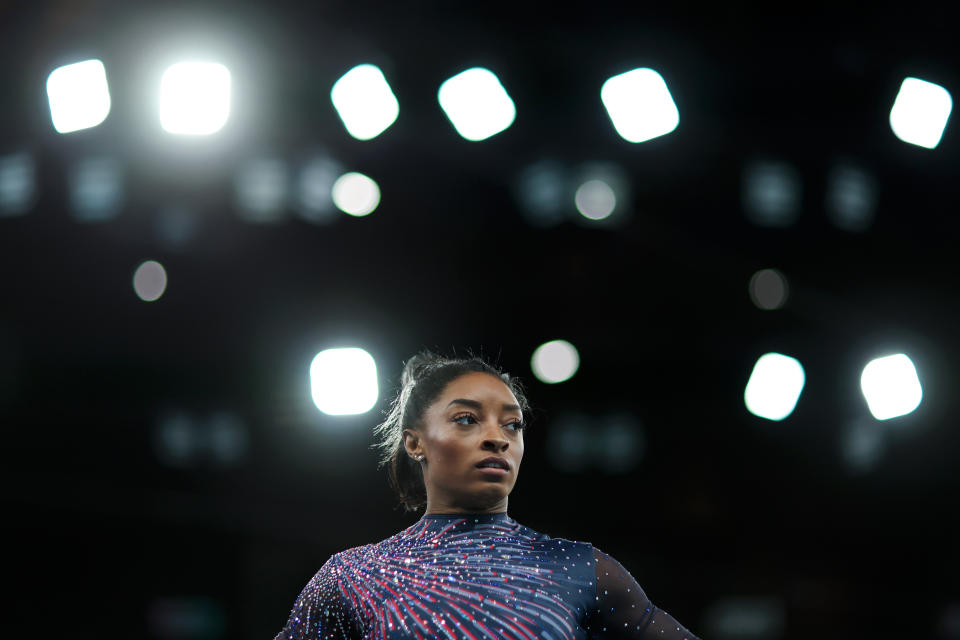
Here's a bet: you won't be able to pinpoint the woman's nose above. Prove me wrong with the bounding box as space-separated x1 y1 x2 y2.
481 423 509 451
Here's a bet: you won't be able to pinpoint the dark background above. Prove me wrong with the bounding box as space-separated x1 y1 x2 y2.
2 2 958 638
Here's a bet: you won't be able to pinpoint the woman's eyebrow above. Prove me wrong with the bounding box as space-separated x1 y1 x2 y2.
446 398 522 412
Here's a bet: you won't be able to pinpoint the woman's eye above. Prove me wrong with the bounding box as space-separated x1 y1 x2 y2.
453 414 477 425
507 422 525 432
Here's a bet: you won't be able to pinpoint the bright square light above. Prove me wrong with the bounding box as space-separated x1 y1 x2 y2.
310 348 379 415
744 353 805 421
159 62 231 135
600 68 679 143
889 77 952 149
46 59 112 134
860 354 922 420
331 64 399 140
437 67 516 141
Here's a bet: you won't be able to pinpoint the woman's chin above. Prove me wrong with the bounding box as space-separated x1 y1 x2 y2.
461 486 509 511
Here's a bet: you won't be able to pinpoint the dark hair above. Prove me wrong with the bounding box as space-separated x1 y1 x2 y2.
372 350 530 512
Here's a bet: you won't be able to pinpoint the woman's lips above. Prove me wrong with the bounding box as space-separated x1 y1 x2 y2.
476 467 509 476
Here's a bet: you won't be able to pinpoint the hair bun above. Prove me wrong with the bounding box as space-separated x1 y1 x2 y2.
400 350 441 388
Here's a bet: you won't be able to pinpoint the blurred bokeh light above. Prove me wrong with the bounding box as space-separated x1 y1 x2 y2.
331 172 380 216
743 161 801 228
46 59 111 134
860 353 923 420
748 268 788 310
331 64 400 141
310 348 379 415
160 62 232 135
600 67 679 143
744 353 805 421
438 67 516 141
68 156 124 222
0 152 36 217
889 77 952 149
133 260 169 302
531 339 580 384
235 157 289 223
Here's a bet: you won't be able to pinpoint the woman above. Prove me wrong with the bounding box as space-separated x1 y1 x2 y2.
275 352 699 639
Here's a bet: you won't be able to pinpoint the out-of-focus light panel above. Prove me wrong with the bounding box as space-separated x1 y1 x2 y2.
515 160 568 227
235 158 288 223
148 597 225 639
208 411 248 466
153 411 247 467
597 412 645 473
841 418 886 473
69 157 124 222
296 155 341 224
154 412 197 467
545 413 592 472
574 179 616 220
310 348 378 415
743 161 801 227
545 412 645 474
889 77 952 149
531 340 580 384
600 67 679 143
438 68 516 141
0 152 36 217
331 64 399 140
860 353 922 420
332 172 380 216
704 597 786 639
159 62 231 135
748 268 788 310
46 59 111 134
744 353 805 421
155 204 201 251
133 260 168 302
826 163 877 232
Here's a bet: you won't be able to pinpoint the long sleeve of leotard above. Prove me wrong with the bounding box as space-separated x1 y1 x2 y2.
274 554 358 640
584 547 700 639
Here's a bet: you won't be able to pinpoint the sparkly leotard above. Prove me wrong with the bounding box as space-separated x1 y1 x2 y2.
275 512 699 639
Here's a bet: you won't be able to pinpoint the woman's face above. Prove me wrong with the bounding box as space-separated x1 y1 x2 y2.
404 372 525 514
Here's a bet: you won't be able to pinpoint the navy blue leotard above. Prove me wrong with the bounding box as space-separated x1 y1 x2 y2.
276 512 699 639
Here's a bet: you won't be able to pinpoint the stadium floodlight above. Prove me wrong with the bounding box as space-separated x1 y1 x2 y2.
46 59 112 134
310 348 379 415
860 353 922 420
331 172 380 217
133 260 168 302
159 62 231 135
889 77 952 149
744 353 805 421
600 67 679 143
531 340 580 384
331 64 399 140
438 67 516 141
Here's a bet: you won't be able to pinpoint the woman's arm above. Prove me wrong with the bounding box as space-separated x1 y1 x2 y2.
585 547 700 640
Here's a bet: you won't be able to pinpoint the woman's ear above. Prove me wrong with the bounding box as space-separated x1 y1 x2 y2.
402 429 422 458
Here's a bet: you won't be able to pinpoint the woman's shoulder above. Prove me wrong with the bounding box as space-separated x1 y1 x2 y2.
518 520 596 547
